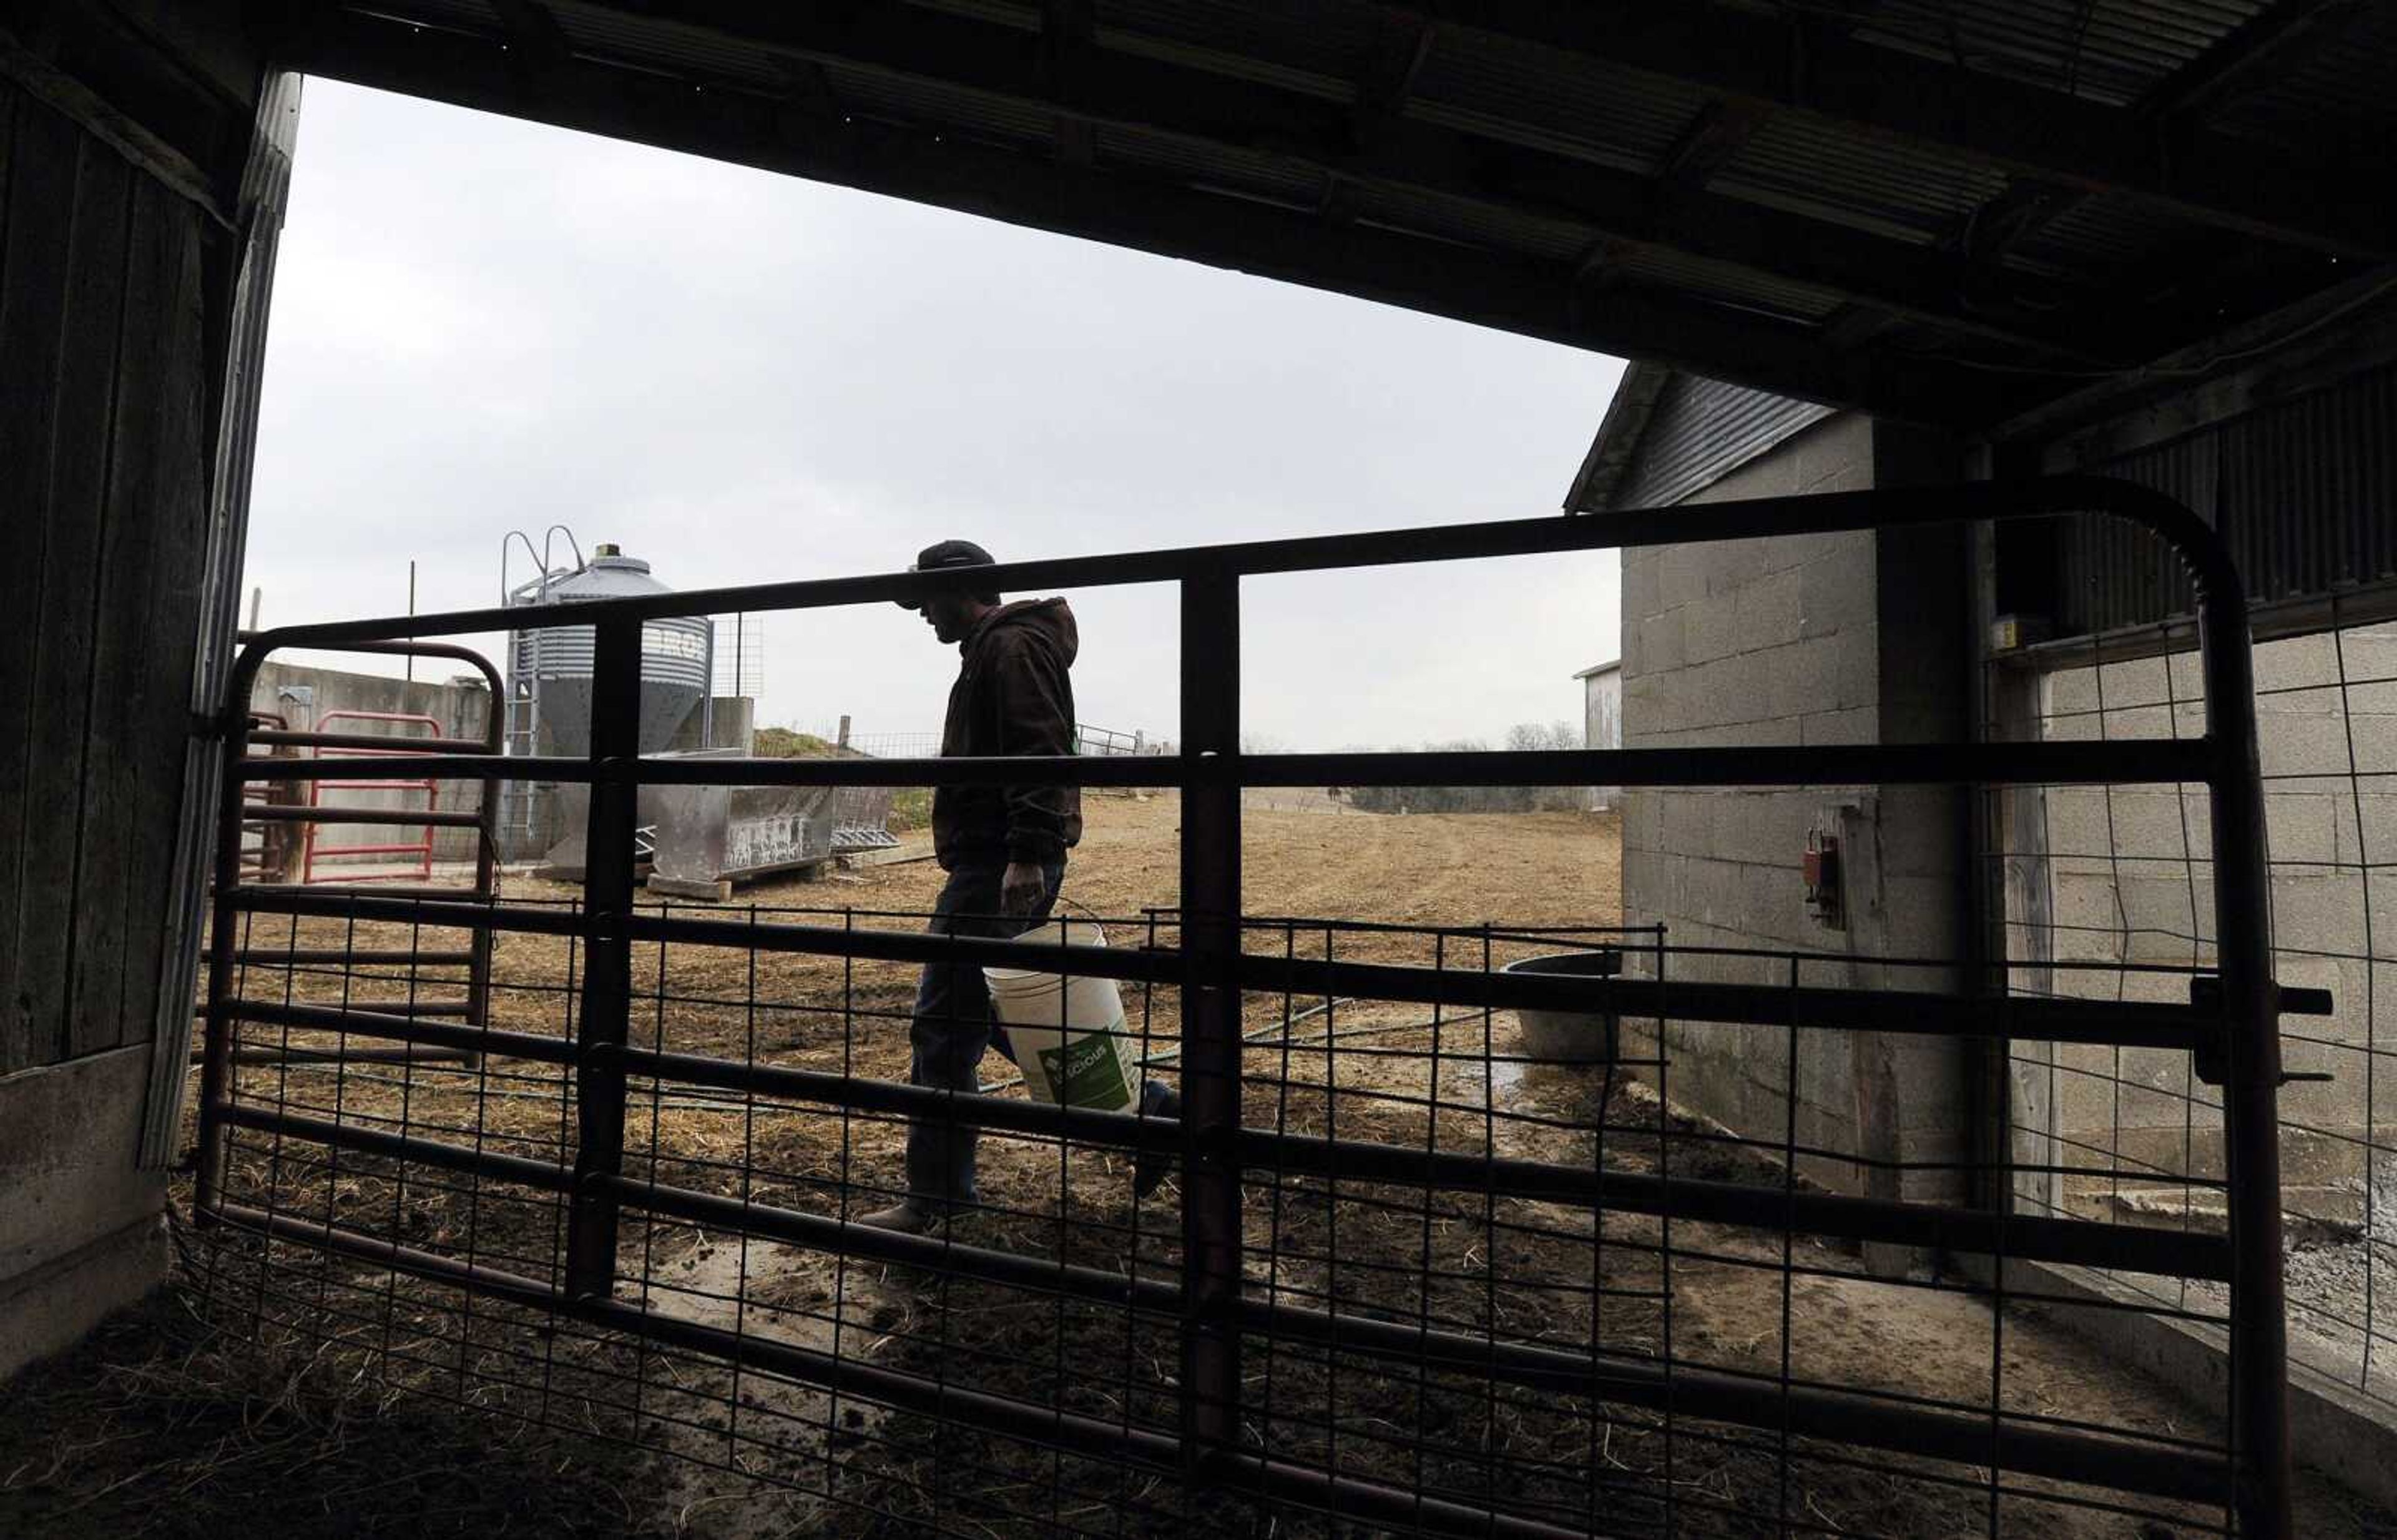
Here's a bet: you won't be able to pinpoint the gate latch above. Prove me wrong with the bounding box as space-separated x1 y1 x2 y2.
2187 976 2338 1087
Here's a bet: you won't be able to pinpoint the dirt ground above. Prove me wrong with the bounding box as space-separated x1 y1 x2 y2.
4 797 2388 1538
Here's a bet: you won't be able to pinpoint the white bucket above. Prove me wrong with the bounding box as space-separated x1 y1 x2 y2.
983 919 1142 1112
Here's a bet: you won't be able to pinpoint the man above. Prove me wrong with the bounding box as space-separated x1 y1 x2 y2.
860 539 1180 1233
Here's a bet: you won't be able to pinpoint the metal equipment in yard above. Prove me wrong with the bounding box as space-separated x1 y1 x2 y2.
644 749 899 899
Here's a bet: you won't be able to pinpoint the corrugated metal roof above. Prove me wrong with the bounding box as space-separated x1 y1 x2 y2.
290 0 2397 431
1406 32 1708 176
364 0 504 33
1855 0 2267 106
1345 180 1593 263
1609 247 1848 324
1612 373 1839 510
2057 361 2397 630
1099 0 1375 99
1095 124 1321 207
2209 2 2397 150
552 7 793 91
2008 192 2198 274
1713 114 2009 245
821 64 1063 149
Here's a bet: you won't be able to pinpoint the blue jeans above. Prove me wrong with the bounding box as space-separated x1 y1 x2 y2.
906 859 1064 1205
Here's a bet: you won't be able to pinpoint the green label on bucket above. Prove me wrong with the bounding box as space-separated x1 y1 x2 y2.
1037 1030 1132 1110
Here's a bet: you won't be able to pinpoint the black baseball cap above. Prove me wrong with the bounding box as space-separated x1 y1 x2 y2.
896 539 996 610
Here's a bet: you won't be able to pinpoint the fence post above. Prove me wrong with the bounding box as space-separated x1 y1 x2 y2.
837 714 851 750
566 615 642 1298
1179 566 1243 1486
2195 566 2291 1539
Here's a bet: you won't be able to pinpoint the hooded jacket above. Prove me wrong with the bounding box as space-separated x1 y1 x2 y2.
933 597 1083 869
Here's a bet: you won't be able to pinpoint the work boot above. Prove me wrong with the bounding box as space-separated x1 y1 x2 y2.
1134 1080 1183 1200
854 1198 944 1235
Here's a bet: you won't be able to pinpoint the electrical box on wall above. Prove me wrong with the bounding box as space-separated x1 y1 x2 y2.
1803 830 1843 927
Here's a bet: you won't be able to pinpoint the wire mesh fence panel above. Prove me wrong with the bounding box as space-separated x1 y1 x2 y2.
1994 612 2397 1408
193 888 2274 1537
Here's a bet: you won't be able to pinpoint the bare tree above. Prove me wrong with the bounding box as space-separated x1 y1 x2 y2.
1340 722 1589 814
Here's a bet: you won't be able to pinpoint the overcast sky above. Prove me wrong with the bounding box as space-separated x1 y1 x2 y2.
245 80 1625 751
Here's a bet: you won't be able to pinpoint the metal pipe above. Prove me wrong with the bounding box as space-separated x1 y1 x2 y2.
232 948 478 966
1178 565 1244 1475
192 705 258 1220
199 1045 475 1067
217 998 566 1062
2191 510 2293 1536
243 804 486 827
225 888 2240 1051
247 728 503 754
229 476 2258 647
228 736 2212 788
563 616 640 1300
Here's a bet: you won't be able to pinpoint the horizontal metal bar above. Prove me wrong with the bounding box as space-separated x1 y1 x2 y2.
241 478 2223 647
195 1044 476 1067
223 891 2226 1051
250 728 498 754
1245 1122 2231 1282
635 908 2213 1050
212 994 476 1019
342 997 474 1017
215 998 567 1063
213 1104 571 1192
231 738 2213 791
251 805 483 828
1234 953 2224 1052
206 1202 1591 1540
233 948 477 966
615 1044 2225 1278
234 882 506 904
2280 985 2334 1016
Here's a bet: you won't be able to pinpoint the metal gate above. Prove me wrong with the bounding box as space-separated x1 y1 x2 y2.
189 479 2295 1536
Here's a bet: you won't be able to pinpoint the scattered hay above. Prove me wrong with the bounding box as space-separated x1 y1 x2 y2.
0 1215 649 1539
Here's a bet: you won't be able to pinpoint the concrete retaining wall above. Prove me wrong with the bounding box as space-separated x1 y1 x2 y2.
0 1045 167 1378
247 660 494 868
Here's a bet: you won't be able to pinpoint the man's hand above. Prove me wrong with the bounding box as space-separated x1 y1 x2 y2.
1001 859 1048 918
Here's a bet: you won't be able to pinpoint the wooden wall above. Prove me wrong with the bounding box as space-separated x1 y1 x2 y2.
0 76 213 1076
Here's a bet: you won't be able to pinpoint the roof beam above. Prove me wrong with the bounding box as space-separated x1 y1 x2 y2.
1655 98 1768 192
267 6 2021 426
1041 0 1096 165
1377 0 2392 260
502 0 2099 358
1954 0 2364 330
2133 0 2364 122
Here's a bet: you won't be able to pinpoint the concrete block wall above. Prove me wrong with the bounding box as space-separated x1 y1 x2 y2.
1619 414 1972 1217
2013 624 2397 1220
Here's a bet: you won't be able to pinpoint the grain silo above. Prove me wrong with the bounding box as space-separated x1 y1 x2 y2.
498 538 712 861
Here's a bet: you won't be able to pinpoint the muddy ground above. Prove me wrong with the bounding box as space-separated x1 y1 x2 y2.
4 798 2388 1537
